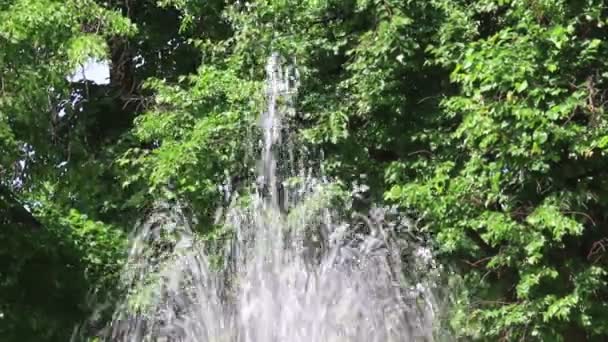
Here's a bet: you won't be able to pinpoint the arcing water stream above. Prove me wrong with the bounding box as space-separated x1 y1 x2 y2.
87 54 443 341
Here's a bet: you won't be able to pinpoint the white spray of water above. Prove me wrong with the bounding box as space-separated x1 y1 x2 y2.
88 53 443 341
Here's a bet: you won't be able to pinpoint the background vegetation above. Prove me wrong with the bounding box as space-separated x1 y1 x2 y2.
1 0 608 340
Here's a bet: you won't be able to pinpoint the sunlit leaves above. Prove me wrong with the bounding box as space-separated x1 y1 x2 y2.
526 200 584 241
0 0 134 339
67 34 108 68
121 63 261 225
389 0 608 339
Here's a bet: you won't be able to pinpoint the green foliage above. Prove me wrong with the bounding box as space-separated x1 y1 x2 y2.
1 0 133 339
386 0 608 339
0 197 125 341
118 64 262 226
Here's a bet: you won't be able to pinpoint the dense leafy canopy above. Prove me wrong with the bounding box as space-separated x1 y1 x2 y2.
1 0 608 340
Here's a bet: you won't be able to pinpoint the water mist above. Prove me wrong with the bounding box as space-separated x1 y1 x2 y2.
87 53 444 341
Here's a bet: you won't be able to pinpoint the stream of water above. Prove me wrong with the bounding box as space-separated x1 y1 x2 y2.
87 53 443 341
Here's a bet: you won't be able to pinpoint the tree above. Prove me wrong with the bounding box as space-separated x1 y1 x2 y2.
0 0 132 339
1 0 227 338
388 0 608 339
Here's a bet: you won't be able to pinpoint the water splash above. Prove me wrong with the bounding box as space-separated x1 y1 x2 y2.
88 53 443 341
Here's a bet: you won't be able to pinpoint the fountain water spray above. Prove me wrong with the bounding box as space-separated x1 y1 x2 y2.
84 53 443 341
